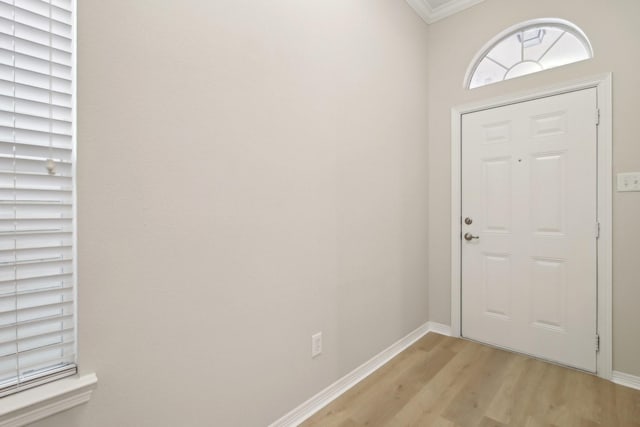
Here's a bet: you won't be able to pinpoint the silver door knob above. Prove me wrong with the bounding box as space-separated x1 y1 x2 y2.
464 232 479 241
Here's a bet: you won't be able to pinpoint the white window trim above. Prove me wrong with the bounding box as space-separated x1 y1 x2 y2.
0 1 91 419
464 18 594 89
450 73 613 380
1 0 80 397
0 373 97 427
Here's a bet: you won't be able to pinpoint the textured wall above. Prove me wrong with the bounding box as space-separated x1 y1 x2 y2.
31 1 431 426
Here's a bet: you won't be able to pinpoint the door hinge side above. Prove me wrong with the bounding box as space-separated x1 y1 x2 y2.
596 108 600 126
596 221 601 239
596 334 600 352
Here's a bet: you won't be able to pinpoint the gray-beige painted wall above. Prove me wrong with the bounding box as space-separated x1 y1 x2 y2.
427 0 640 377
29 0 640 426
30 0 430 426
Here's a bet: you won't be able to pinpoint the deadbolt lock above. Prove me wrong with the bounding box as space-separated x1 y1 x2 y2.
464 217 473 225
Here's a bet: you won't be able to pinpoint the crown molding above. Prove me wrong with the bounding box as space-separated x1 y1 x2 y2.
406 0 485 24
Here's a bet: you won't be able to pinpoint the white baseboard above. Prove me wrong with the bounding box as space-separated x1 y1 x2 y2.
426 321 452 336
612 370 640 391
268 321 451 427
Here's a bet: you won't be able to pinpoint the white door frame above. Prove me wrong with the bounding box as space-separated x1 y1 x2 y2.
450 73 612 379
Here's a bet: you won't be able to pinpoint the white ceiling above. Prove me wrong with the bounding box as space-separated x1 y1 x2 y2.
406 0 485 24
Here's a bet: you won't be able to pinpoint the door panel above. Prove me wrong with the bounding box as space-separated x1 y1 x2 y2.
483 253 511 318
484 158 512 232
461 88 597 372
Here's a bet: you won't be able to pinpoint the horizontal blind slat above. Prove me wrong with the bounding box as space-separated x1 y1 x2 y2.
0 128 72 145
0 94 72 121
0 203 70 212
0 212 72 222
0 227 73 237
0 280 72 297
0 31 71 65
0 312 72 333
2 173 72 188
0 236 72 250
0 80 72 107
0 114 72 137
0 346 75 378
0 260 73 283
10 37 71 65
9 0 73 22
0 47 72 80
0 246 72 266
0 299 73 317
0 0 72 30
0 354 75 383
0 61 73 86
0 341 75 369
0 64 72 95
0 289 72 310
50 0 71 11
0 154 72 172
0 141 72 159
0 283 73 299
0 244 73 259
0 190 72 204
0 328 73 352
0 42 71 76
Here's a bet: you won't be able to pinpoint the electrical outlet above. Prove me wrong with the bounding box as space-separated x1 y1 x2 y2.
617 172 640 192
311 332 322 358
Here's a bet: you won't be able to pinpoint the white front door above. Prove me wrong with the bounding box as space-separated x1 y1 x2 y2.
461 88 598 372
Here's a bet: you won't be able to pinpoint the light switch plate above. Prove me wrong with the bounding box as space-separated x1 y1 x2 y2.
617 172 640 192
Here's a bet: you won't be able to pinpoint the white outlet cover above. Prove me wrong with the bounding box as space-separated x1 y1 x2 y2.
617 172 640 192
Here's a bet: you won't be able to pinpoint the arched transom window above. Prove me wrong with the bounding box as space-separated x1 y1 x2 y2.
466 19 593 89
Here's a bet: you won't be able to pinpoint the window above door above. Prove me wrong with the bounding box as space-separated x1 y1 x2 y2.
466 19 593 89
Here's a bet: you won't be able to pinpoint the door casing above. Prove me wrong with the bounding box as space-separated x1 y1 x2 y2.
449 73 612 379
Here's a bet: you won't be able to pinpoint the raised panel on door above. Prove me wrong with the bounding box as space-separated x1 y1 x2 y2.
531 153 566 235
483 253 511 320
530 258 567 332
461 88 597 372
484 158 512 233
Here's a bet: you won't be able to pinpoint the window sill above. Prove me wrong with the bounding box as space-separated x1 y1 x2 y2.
0 373 97 427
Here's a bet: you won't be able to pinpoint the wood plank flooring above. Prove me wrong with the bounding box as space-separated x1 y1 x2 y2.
302 333 640 427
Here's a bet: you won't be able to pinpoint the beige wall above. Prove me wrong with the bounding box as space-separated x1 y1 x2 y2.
426 0 640 376
31 1 430 426
27 0 640 426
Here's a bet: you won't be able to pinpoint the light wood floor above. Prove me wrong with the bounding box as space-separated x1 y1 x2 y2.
302 333 640 427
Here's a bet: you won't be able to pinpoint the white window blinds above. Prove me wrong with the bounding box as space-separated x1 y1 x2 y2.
0 0 76 397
